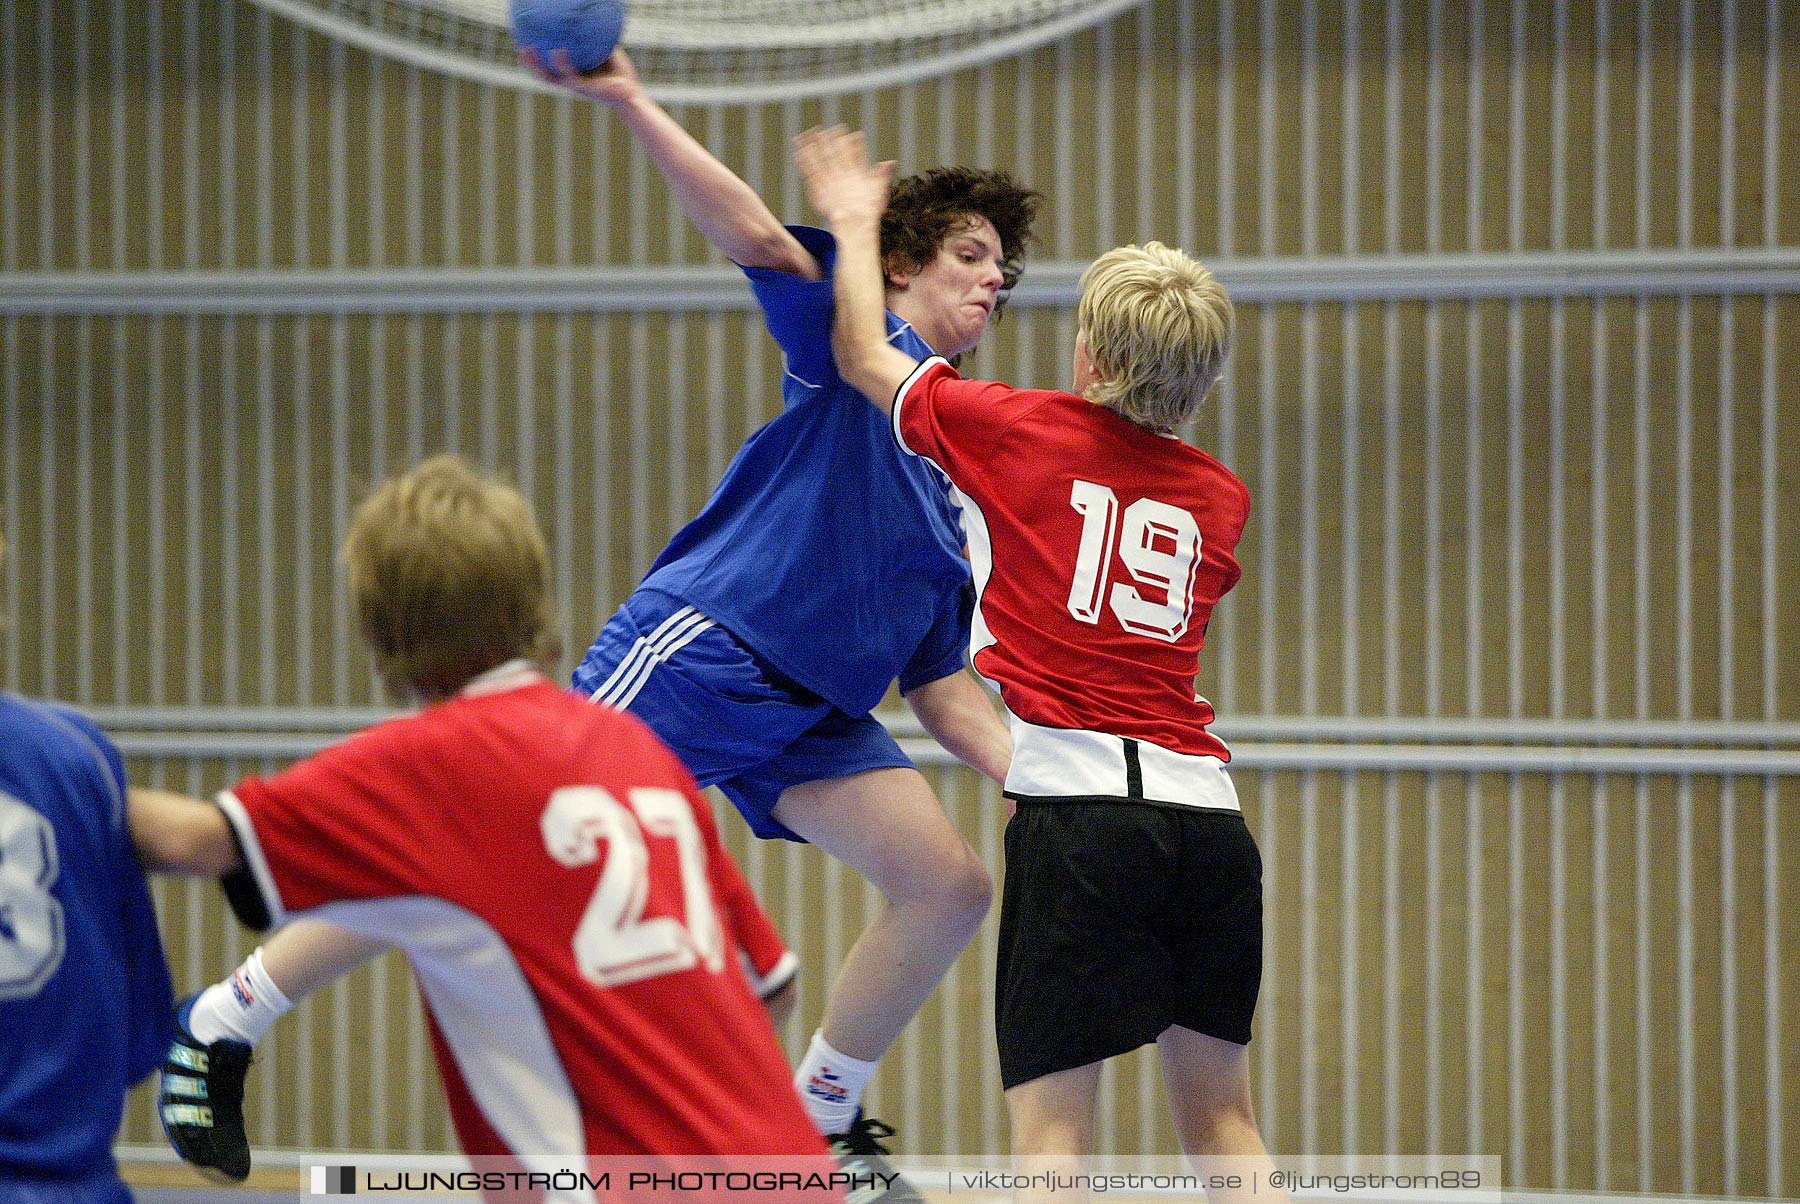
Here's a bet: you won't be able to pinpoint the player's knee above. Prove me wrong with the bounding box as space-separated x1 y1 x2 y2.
936 844 993 932
893 840 991 929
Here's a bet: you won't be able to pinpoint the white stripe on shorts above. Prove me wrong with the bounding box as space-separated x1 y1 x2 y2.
588 605 716 712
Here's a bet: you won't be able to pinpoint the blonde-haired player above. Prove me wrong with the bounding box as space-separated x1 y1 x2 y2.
798 125 1283 1202
1073 242 1235 432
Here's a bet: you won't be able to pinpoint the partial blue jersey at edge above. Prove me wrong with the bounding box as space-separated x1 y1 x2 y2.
634 225 973 716
0 695 175 1185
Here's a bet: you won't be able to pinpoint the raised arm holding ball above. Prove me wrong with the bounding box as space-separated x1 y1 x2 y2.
524 41 1040 1196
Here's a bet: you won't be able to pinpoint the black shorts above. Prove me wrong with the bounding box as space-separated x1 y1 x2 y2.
995 798 1264 1091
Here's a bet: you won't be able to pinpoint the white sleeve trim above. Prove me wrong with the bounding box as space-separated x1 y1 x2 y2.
214 788 287 927
890 355 951 457
744 949 800 1000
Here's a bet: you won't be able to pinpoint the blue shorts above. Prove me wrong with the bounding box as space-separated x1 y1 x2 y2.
571 591 914 842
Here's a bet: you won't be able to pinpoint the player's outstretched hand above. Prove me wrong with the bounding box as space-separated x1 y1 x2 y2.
520 46 642 106
794 125 896 232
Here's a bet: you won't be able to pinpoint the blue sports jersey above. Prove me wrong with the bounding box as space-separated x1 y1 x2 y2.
633 225 973 717
0 695 174 1185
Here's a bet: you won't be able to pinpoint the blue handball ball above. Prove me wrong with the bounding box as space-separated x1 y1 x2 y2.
511 0 626 74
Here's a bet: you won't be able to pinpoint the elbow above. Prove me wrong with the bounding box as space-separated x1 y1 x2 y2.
127 790 240 876
903 690 956 744
131 829 191 875
184 833 242 878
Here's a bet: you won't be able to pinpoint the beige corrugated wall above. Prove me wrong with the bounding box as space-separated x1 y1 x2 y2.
3 0 1798 1194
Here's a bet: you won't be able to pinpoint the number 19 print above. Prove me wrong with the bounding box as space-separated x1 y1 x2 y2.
1063 480 1202 643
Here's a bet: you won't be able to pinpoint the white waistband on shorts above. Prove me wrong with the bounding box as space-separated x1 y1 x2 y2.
1004 718 1241 813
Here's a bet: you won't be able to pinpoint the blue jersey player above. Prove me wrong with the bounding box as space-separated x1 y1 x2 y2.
538 47 1040 1179
2 549 175 1204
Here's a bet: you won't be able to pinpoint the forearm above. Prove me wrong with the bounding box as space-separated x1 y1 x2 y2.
127 787 243 876
904 670 1012 786
258 918 391 999
828 214 916 410
794 125 918 404
608 95 816 277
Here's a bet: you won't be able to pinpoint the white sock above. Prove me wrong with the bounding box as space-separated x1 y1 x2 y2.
186 948 295 1046
794 1030 878 1137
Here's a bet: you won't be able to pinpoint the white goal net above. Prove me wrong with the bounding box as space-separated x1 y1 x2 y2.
243 0 1149 102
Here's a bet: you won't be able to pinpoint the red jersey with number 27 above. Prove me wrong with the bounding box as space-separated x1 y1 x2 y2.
894 358 1249 765
215 665 824 1165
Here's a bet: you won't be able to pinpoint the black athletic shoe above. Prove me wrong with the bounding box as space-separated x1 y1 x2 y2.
827 1112 926 1204
158 993 254 1183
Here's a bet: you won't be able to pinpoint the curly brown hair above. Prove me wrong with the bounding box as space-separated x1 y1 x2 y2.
880 166 1042 302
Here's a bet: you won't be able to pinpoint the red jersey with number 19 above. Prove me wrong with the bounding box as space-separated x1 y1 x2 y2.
214 664 825 1164
894 358 1250 810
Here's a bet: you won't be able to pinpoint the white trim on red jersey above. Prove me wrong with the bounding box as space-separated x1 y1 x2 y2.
948 480 1000 675
214 809 598 1195
306 896 597 1203
897 358 1003 686
214 660 552 930
1005 717 1242 812
215 787 284 924
888 356 944 452
741 948 799 999
460 659 545 695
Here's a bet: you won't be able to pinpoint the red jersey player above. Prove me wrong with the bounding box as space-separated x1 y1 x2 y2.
797 126 1286 1204
128 456 839 1202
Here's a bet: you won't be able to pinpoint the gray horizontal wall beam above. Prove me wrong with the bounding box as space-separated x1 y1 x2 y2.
115 731 1800 775
100 707 1800 774
91 706 1800 748
6 247 1798 317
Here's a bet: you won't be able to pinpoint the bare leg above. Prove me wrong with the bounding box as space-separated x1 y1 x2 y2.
773 766 991 1061
1004 1060 1103 1204
1157 1026 1285 1204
